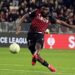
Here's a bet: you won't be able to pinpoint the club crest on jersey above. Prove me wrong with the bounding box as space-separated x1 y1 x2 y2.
37 14 49 23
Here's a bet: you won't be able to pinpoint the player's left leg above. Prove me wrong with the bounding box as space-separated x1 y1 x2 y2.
33 42 56 72
30 33 56 72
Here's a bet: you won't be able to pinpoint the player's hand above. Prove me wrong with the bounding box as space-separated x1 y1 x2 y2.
69 25 75 29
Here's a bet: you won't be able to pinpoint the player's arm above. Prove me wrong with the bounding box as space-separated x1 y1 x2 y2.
56 19 75 28
16 14 27 35
16 9 37 35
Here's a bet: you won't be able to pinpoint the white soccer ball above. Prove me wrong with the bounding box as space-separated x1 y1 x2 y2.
9 43 20 54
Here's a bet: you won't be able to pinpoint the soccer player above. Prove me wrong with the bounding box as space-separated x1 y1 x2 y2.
16 4 75 72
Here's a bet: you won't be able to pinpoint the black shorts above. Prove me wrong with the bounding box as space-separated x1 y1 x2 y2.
27 32 44 54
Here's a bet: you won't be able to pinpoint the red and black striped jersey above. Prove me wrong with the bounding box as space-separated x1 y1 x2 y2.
29 9 56 33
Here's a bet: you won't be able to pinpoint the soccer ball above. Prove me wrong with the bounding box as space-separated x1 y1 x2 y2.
9 43 20 54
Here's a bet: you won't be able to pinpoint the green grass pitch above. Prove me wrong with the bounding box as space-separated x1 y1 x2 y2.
0 47 75 75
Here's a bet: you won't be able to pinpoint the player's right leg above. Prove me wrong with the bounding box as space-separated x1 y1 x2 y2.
27 39 37 65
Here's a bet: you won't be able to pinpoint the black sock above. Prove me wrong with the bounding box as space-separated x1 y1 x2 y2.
38 60 49 67
42 60 49 67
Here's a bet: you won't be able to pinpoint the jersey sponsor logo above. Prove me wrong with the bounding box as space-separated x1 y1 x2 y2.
36 14 49 23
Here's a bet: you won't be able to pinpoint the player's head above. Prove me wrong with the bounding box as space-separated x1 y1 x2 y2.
41 4 49 17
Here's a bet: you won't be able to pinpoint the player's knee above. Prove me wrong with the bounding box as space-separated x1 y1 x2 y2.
35 43 41 50
33 53 39 60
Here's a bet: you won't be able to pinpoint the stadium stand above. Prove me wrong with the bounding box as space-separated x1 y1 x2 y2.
0 0 75 33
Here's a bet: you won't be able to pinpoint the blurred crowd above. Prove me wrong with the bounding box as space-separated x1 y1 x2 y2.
0 0 75 33
0 0 75 22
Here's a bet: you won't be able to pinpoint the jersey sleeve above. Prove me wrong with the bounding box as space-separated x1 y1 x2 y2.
29 10 37 19
49 16 56 24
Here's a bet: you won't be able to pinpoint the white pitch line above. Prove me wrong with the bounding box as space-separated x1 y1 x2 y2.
0 69 74 75
0 64 75 70
0 69 50 74
0 64 31 67
0 64 75 74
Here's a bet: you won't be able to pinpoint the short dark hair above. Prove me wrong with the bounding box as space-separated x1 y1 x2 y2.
41 3 49 8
